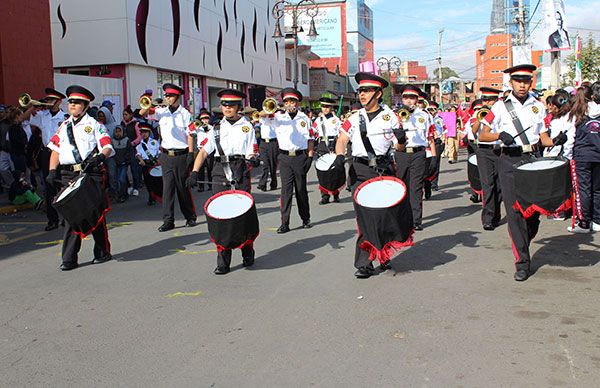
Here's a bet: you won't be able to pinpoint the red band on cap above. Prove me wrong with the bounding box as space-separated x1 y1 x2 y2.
283 93 299 100
68 93 90 101
46 94 63 100
165 88 181 95
220 94 243 101
359 80 383 88
402 91 419 97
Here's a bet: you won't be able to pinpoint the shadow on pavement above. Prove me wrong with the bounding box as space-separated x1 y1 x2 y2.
531 233 600 273
116 231 211 262
390 230 480 274
423 204 480 228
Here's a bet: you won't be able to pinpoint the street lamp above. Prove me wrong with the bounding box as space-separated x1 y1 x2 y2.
272 0 319 89
377 56 401 80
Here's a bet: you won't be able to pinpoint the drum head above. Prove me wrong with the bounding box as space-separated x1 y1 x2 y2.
56 174 85 202
426 148 432 158
315 153 336 171
206 191 254 220
150 165 162 177
468 154 478 166
517 159 566 171
355 177 406 209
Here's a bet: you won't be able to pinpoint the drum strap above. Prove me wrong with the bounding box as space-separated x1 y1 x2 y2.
65 120 83 164
214 124 234 184
358 114 376 161
140 141 157 165
504 100 530 145
320 117 327 139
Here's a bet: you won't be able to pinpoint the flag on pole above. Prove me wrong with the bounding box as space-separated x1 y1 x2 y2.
574 35 582 86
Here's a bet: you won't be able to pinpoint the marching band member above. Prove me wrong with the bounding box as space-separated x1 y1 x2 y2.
479 64 567 281
186 89 259 274
463 99 484 204
135 120 161 205
427 100 445 191
475 87 503 230
195 109 215 192
313 96 341 205
268 88 314 234
25 88 68 231
394 85 437 231
334 72 404 278
140 83 197 232
46 85 115 271
256 108 279 192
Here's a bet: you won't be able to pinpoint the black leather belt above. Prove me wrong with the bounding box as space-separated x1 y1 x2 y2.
501 145 538 155
279 149 307 156
262 138 277 143
353 156 391 167
215 154 244 162
160 148 187 156
478 144 502 150
404 146 425 154
60 164 83 172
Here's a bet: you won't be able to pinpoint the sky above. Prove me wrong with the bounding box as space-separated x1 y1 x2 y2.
366 0 600 80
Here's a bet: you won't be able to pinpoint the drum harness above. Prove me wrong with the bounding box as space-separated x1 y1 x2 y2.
213 124 241 189
140 141 158 167
504 100 536 155
357 114 391 176
62 120 98 174
319 116 337 152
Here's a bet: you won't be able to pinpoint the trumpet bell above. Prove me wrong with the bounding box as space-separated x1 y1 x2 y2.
251 111 261 121
476 108 490 122
397 108 411 122
262 98 278 115
140 95 152 110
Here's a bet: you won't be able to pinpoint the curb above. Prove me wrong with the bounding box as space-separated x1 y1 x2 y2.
0 203 33 214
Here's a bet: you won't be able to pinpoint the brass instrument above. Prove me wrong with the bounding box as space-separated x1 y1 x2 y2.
140 95 152 110
476 108 490 121
397 108 411 122
422 100 429 110
251 111 261 121
189 119 207 131
18 93 51 108
262 98 278 114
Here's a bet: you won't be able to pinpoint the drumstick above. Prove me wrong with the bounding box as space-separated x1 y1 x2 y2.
511 126 532 140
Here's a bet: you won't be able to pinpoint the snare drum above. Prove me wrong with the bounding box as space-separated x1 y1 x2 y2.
52 173 109 237
146 165 163 201
315 153 346 195
353 176 414 264
467 154 482 195
513 157 571 218
204 190 259 251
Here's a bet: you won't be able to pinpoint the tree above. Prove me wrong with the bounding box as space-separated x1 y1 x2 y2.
563 34 600 85
432 66 459 80
381 72 392 107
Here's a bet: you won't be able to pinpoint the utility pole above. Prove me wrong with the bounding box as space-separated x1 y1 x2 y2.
518 0 526 45
437 29 444 106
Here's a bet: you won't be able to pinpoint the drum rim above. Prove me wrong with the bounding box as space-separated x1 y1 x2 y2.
353 176 407 208
315 152 337 171
203 190 255 220
514 156 568 171
54 173 87 203
468 154 478 165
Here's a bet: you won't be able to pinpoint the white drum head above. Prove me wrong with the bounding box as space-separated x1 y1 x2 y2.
355 178 406 208
517 159 566 171
150 165 162 177
206 192 253 219
315 153 336 171
426 149 432 158
468 154 478 166
56 174 85 202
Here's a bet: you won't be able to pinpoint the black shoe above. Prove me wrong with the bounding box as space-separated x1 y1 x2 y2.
333 195 340 203
257 185 267 192
158 223 175 232
45 222 59 231
424 187 432 200
514 269 530 281
413 224 423 231
483 224 495 231
242 257 255 267
319 198 329 205
92 254 112 264
214 266 230 275
59 262 78 271
277 224 290 234
185 219 198 227
469 194 481 203
270 185 278 191
380 261 392 271
346 185 352 192
354 267 374 278
302 220 312 229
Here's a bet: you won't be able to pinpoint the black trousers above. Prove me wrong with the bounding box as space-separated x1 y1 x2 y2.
160 153 196 224
198 153 215 190
211 161 254 269
39 147 59 224
395 149 426 226
573 160 600 224
59 171 110 265
476 147 502 226
497 151 540 271
352 162 395 270
279 152 310 226
430 141 445 188
258 140 279 189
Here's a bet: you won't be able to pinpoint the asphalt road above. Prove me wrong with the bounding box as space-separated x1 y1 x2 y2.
1 153 599 387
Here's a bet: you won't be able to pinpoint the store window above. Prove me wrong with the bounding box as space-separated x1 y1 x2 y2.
301 64 308 85
286 59 292 81
157 71 183 98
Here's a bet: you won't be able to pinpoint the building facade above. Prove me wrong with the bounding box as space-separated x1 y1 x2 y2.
50 0 285 114
475 34 513 91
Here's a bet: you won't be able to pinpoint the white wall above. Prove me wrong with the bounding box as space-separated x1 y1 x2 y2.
284 49 311 99
125 64 156 108
50 0 285 88
54 73 124 120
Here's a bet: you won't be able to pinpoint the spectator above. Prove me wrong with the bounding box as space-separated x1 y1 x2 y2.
6 107 28 176
98 105 117 137
568 82 600 233
121 105 142 196
111 125 133 203
8 172 44 210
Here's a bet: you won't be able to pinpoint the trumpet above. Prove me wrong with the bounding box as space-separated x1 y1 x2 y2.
18 93 51 108
262 98 278 114
251 111 261 121
140 95 152 110
421 100 429 110
189 119 207 131
476 108 490 121
397 108 411 122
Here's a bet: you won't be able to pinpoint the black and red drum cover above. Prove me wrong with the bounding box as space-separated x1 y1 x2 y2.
467 154 482 196
315 153 346 195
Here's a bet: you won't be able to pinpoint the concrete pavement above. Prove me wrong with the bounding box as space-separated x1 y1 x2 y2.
1 154 599 387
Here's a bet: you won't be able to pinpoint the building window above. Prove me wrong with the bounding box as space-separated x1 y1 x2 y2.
157 71 183 98
301 64 308 84
286 59 292 81
491 83 500 87
67 68 90 76
491 70 503 74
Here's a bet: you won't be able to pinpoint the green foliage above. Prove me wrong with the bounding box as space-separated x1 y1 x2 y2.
563 34 600 85
433 66 459 80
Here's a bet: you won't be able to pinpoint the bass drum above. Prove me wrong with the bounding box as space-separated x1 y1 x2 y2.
146 164 163 201
204 190 259 251
467 154 482 195
315 153 346 195
353 176 414 264
513 157 571 218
